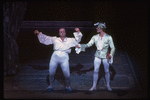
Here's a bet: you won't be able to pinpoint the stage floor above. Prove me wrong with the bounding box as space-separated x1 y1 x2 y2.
4 48 140 90
4 48 145 99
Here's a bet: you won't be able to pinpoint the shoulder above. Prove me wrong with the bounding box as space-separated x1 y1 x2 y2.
94 34 99 37
105 33 110 37
51 36 57 40
105 33 113 40
105 33 112 38
67 37 73 39
66 37 75 41
92 34 99 38
73 32 76 35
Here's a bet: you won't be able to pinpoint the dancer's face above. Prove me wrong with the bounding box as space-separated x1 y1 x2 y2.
96 27 103 33
59 28 66 37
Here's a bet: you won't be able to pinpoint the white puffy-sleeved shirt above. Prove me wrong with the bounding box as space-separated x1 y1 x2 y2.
37 32 82 53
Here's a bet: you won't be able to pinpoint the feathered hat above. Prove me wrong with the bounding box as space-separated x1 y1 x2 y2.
94 22 106 28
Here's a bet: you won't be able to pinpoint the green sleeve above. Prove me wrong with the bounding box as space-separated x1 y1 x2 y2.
108 36 115 56
80 36 95 51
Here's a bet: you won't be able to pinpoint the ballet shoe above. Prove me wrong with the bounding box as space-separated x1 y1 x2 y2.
89 86 96 91
107 86 112 91
46 86 53 92
46 88 53 92
65 87 72 92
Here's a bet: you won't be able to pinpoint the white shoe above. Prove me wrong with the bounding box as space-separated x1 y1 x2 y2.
107 86 112 91
89 86 96 91
46 86 53 89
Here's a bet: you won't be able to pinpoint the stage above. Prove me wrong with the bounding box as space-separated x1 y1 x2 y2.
4 20 148 99
3 2 148 98
4 48 147 99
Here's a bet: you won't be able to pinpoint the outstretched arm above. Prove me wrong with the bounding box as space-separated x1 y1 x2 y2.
76 35 95 52
34 30 56 45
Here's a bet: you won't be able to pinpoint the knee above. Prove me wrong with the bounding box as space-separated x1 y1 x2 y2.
94 72 99 77
94 68 99 74
63 71 70 79
104 69 109 74
65 73 70 79
94 65 100 73
66 72 70 78
49 71 55 77
94 69 99 73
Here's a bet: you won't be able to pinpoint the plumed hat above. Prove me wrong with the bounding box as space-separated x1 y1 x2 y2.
94 22 106 28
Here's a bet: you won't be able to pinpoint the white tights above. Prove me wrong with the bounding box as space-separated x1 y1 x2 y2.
93 57 110 88
48 51 70 89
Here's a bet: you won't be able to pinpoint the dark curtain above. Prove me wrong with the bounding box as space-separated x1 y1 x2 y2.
3 2 27 75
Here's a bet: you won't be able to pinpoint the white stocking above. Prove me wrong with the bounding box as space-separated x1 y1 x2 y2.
103 59 112 91
92 57 101 88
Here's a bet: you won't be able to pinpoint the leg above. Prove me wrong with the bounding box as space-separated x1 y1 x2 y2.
89 57 101 91
60 60 70 89
48 59 58 89
60 60 72 92
103 59 112 91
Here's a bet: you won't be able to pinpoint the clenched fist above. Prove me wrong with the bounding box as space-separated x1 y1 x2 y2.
75 28 80 32
34 30 40 35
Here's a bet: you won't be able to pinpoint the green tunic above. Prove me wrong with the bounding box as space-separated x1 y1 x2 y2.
80 33 115 58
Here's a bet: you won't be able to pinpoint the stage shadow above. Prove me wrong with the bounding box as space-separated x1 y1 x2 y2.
112 90 129 97
75 63 116 85
46 63 85 86
31 62 116 88
32 65 48 70
41 89 87 94
41 89 129 97
97 64 116 85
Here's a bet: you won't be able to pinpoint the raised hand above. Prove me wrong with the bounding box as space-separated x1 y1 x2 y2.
75 28 80 32
34 30 40 35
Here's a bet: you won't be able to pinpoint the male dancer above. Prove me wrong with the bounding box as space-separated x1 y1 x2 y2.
34 28 82 92
76 22 115 91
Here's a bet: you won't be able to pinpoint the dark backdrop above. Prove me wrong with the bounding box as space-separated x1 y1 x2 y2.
17 1 148 93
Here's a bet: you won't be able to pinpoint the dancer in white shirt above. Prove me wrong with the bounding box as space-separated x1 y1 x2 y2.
34 28 82 92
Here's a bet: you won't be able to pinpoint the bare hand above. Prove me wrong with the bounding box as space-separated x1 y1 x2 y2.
75 28 80 32
34 30 40 35
76 45 80 48
107 52 111 59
